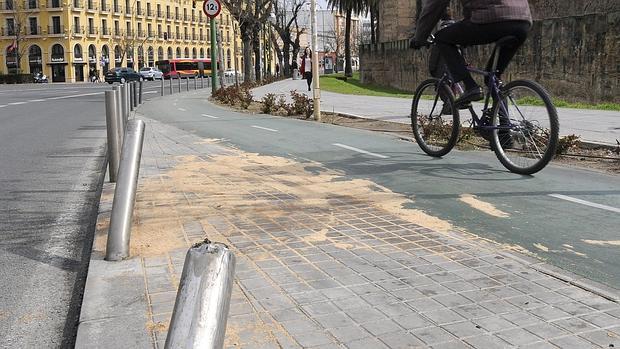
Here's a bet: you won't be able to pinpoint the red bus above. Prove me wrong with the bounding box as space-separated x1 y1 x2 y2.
155 58 212 79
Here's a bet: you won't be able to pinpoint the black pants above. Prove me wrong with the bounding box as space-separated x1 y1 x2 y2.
435 20 531 83
304 72 312 89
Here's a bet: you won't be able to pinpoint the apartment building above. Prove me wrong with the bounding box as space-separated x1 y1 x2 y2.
0 0 240 82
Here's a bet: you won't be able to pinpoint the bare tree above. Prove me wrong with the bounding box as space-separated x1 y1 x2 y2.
4 0 34 74
222 0 273 82
271 0 306 75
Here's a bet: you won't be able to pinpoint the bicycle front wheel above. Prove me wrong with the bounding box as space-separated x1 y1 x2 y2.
491 80 559 175
411 78 460 157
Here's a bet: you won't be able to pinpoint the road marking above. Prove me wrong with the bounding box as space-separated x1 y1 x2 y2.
549 194 620 214
46 92 101 100
251 125 278 132
29 99 46 102
201 114 219 119
0 105 7 108
145 91 158 94
333 143 389 159
8 102 27 105
178 108 187 112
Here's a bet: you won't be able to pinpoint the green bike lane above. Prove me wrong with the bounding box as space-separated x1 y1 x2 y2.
139 91 620 290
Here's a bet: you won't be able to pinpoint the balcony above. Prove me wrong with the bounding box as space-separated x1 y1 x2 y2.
124 6 131 15
147 8 153 17
100 1 108 11
174 13 180 21
183 14 188 21
113 3 121 14
46 0 62 10
113 28 122 37
85 0 96 11
199 34 205 41
1 27 17 36
101 26 110 36
72 25 83 35
175 32 180 40
184 33 189 41
147 30 153 38
71 0 81 9
28 25 40 35
26 0 39 9
136 6 143 16
87 26 97 36
48 24 64 35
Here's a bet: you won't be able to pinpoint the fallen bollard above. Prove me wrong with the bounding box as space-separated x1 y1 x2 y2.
104 90 121 182
106 119 146 261
164 240 236 349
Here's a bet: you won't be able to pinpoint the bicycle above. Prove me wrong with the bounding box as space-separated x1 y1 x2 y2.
410 35 559 175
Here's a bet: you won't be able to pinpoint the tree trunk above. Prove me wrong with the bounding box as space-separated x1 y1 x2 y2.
283 41 291 76
370 12 375 45
344 8 352 77
376 11 380 43
252 27 261 81
241 23 254 82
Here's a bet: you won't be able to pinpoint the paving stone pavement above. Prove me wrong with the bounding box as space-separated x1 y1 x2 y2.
79 114 620 349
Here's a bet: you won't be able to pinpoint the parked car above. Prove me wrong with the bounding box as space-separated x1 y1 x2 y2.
139 67 164 80
223 69 242 78
105 67 142 84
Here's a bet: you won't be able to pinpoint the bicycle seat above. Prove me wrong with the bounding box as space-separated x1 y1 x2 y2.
495 36 519 48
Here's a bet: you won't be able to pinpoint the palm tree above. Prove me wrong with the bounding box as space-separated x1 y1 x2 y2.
328 0 364 77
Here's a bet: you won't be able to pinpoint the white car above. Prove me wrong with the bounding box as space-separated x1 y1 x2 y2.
139 67 164 80
223 69 242 78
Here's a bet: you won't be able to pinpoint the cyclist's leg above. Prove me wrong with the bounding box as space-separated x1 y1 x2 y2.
484 21 531 78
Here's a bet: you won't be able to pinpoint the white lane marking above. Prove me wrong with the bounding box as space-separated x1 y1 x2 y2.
46 92 101 100
201 114 219 119
251 125 278 132
333 143 389 159
29 99 46 102
178 108 187 112
145 91 158 94
0 105 7 108
8 101 27 105
549 194 620 214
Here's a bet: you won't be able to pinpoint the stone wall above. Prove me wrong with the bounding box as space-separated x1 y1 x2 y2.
360 12 619 103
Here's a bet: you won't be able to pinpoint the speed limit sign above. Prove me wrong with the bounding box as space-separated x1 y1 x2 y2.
203 0 221 18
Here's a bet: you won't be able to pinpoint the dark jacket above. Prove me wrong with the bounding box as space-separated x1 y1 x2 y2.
414 0 532 42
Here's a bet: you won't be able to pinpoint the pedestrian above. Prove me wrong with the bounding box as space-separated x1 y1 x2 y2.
275 63 280 77
300 47 312 91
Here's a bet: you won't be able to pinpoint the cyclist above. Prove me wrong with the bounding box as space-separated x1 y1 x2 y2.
410 0 532 106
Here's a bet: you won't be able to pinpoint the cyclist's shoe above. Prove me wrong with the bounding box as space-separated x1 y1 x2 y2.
497 111 514 149
455 87 483 106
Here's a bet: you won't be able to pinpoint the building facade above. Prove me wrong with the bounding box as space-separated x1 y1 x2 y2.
0 0 241 82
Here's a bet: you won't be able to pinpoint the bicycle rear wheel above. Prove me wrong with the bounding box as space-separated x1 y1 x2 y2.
491 80 559 175
411 78 460 157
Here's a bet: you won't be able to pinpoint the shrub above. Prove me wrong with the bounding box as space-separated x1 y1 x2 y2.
290 90 313 118
277 95 291 115
261 93 277 113
0 74 34 84
556 134 582 155
239 88 253 109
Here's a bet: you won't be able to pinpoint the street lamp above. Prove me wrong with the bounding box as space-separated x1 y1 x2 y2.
310 0 320 121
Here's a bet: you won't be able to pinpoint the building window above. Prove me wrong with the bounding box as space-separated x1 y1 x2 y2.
29 45 43 74
74 43 83 60
29 17 38 35
51 16 61 34
51 44 64 62
102 19 107 34
88 17 94 34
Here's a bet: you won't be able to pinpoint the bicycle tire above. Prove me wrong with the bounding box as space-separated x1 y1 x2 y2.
411 78 460 157
491 80 559 175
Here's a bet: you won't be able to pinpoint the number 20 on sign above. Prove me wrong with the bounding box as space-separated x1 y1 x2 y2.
203 0 221 18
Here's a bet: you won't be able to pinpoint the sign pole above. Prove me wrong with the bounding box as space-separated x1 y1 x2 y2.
210 18 218 93
310 0 321 121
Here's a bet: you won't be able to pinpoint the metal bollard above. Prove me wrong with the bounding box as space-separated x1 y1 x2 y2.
161 78 164 96
186 77 190 91
105 119 146 261
133 81 139 108
177 76 181 93
129 83 135 111
169 77 173 94
138 80 143 104
105 90 121 182
164 240 236 349
113 86 125 147
194 77 197 90
201 75 204 89
120 84 128 122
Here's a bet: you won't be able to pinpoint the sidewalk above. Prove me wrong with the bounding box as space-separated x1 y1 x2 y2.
252 79 620 147
76 92 620 348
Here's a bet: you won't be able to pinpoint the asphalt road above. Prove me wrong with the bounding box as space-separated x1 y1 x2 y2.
140 91 620 291
0 81 161 348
